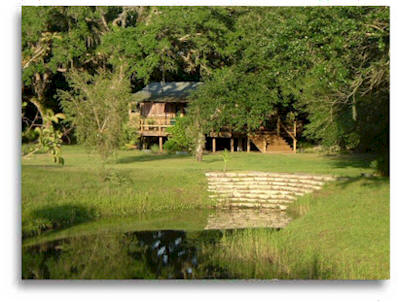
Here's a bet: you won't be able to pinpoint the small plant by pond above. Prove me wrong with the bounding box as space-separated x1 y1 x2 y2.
221 149 231 172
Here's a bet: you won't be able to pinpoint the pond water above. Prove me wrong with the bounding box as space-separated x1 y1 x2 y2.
22 208 291 279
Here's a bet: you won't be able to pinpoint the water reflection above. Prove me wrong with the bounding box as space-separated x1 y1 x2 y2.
23 229 229 279
22 208 291 279
205 208 290 229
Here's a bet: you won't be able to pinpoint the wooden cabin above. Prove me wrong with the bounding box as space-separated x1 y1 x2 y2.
131 82 297 153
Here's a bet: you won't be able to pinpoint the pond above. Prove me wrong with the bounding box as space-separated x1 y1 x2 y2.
22 208 292 279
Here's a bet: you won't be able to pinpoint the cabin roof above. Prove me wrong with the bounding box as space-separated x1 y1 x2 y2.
133 82 202 103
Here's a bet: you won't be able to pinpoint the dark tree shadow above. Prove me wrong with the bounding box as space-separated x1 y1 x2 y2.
335 176 389 189
323 153 377 170
117 153 191 164
284 252 338 280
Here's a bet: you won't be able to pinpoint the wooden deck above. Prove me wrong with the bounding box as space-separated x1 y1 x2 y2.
139 124 170 137
138 118 173 136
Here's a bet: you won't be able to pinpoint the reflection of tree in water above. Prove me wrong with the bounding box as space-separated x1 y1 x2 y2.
22 229 231 279
126 230 231 279
127 231 197 279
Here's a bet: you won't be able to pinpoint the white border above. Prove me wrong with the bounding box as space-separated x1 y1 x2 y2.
2 1 399 302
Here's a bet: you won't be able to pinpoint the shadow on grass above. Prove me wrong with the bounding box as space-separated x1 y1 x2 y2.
27 204 97 238
117 152 224 165
323 153 376 170
117 152 191 164
336 175 389 189
22 164 65 169
282 252 338 280
201 157 223 164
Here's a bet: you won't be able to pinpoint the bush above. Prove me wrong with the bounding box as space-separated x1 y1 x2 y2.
165 117 192 152
121 121 140 149
163 139 180 154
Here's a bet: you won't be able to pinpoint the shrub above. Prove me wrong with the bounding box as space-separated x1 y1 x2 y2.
163 139 180 154
122 120 140 149
165 117 192 152
221 149 231 172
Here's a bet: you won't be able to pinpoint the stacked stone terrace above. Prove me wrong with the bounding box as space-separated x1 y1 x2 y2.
206 171 336 210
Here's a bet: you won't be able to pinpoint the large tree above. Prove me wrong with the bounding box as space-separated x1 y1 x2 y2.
22 6 122 161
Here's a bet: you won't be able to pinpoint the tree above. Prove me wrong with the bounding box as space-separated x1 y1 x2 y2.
297 7 389 174
99 6 233 84
22 7 122 162
58 68 131 160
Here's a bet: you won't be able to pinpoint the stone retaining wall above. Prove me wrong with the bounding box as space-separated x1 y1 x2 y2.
206 171 336 210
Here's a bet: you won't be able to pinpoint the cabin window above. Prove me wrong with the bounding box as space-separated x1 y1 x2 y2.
141 103 166 117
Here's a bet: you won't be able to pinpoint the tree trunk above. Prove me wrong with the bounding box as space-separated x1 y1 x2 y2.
352 94 357 121
195 131 204 162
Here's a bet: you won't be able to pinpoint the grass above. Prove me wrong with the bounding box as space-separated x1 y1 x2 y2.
21 145 389 279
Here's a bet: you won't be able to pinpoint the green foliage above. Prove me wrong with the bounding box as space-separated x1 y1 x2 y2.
370 153 389 176
189 68 277 135
34 122 64 166
297 7 389 153
23 107 65 165
100 7 232 82
122 121 140 149
98 168 133 185
22 128 39 143
58 69 131 160
164 117 192 153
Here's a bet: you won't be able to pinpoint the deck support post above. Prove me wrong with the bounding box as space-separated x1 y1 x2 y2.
247 135 250 153
237 137 243 152
212 137 216 153
263 137 267 153
159 136 163 152
277 115 281 136
143 137 147 150
293 120 297 153
230 137 234 152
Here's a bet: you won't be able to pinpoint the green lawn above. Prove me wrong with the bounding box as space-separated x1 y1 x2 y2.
21 145 389 279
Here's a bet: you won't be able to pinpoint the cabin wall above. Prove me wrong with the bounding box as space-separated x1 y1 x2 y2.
140 102 186 119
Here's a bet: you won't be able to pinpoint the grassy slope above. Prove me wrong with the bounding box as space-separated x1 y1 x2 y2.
22 145 389 279
207 177 389 279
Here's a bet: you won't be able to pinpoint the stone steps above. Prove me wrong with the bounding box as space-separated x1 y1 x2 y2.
208 185 315 194
206 172 336 182
219 198 294 204
208 177 326 186
207 181 323 190
209 191 297 199
206 171 336 210
219 202 288 211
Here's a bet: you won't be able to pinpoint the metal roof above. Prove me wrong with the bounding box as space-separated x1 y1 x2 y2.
133 82 202 103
